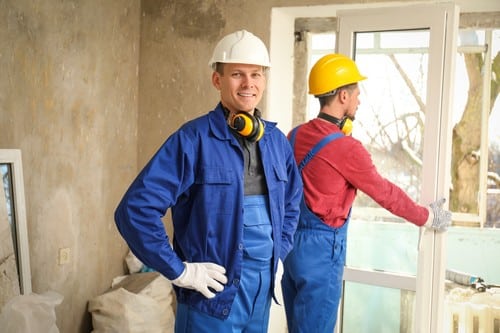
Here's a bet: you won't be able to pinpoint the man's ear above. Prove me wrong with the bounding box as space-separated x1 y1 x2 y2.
338 89 351 104
212 72 221 90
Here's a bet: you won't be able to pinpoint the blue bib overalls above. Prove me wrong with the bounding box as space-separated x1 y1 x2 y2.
176 195 273 333
282 128 350 333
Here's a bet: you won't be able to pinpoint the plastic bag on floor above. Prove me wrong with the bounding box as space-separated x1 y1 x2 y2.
88 272 175 333
0 291 63 333
125 250 144 274
89 288 168 333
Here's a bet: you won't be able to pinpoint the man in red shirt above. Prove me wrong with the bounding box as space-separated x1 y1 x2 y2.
281 53 451 333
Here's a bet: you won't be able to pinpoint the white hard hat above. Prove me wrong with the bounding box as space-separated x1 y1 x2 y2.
209 30 271 69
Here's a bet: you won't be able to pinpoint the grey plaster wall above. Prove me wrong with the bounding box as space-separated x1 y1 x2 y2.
0 1 140 331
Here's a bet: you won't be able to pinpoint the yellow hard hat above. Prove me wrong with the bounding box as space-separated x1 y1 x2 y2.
308 54 367 96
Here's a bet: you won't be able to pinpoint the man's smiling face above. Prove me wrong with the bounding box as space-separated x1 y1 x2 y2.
212 63 266 114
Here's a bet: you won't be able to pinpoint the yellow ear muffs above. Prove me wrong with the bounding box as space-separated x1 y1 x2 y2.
339 118 353 136
230 112 265 142
317 112 353 136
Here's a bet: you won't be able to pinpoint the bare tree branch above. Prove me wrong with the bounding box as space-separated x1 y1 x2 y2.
388 54 426 113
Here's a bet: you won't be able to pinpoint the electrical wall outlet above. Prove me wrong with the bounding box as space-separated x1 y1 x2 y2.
58 247 71 265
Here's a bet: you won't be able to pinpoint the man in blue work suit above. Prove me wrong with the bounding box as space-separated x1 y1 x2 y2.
114 30 302 333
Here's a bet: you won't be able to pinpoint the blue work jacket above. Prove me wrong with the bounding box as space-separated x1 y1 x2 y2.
114 103 302 319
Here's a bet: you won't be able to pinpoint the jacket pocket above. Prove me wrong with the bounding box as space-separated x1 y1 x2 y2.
195 166 234 184
272 164 288 183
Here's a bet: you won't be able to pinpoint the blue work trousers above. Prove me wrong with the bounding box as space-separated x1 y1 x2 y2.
176 195 272 333
282 198 349 333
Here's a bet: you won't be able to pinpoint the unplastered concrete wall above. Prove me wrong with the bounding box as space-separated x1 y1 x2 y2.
138 0 273 166
0 0 140 332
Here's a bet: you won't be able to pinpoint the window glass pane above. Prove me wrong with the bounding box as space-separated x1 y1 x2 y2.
458 29 485 47
1 163 20 283
450 29 499 224
343 282 415 333
355 32 374 49
347 222 418 274
380 30 429 49
353 32 428 206
1 164 15 232
449 47 480 219
311 33 335 50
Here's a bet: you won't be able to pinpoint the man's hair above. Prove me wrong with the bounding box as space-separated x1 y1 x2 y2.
214 62 268 76
318 83 357 108
215 62 224 75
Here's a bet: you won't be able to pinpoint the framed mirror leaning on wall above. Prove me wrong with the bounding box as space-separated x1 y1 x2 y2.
0 149 31 306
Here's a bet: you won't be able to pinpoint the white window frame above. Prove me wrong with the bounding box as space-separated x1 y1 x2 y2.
0 149 32 294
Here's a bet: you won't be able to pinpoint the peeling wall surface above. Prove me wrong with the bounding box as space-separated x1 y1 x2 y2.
0 0 498 331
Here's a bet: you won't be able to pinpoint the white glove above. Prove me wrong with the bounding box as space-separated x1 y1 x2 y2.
426 197 452 232
171 262 228 299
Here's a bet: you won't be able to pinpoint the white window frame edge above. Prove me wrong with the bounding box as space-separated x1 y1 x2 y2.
0 149 32 294
426 4 459 332
479 30 493 227
343 266 417 291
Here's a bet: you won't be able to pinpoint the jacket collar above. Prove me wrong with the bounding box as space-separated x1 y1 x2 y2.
208 102 277 142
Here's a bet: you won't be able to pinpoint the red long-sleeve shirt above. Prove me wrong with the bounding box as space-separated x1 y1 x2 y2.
290 118 429 228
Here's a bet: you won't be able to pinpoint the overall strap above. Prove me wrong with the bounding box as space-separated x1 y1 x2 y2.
288 125 300 148
289 125 344 172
